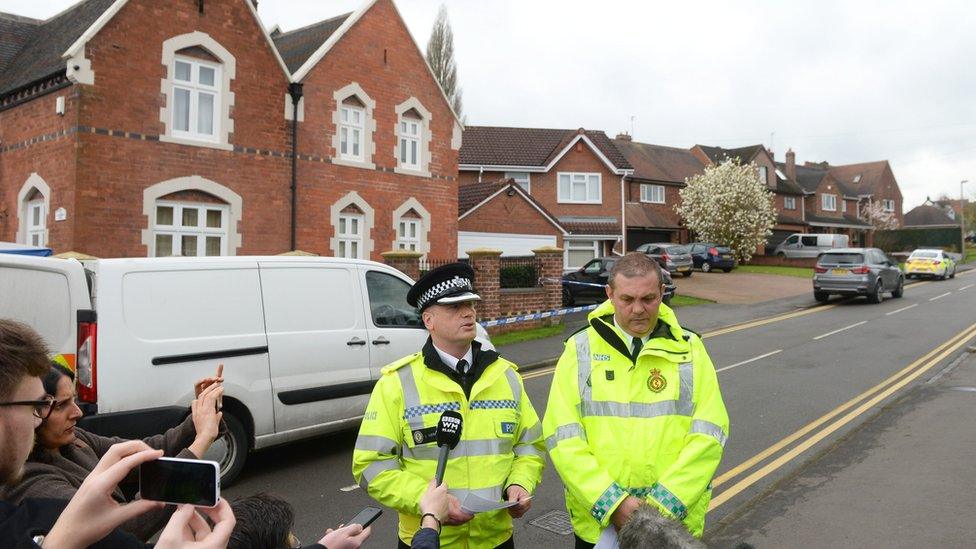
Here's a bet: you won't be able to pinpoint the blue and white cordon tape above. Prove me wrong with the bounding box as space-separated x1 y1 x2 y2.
479 278 605 328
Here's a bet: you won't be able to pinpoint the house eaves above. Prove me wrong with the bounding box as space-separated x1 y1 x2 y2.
461 133 633 176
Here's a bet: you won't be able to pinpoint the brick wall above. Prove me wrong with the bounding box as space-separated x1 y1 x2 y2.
626 180 683 226
459 190 563 245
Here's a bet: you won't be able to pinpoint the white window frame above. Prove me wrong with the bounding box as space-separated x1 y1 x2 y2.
170 56 221 143
27 198 46 247
152 201 229 257
558 172 602 204
505 172 531 193
338 102 365 162
842 200 848 213
396 218 421 252
882 199 895 212
758 165 768 184
399 117 421 171
822 193 837 212
565 239 601 270
640 184 666 204
394 98 432 177
784 196 796 210
337 213 365 259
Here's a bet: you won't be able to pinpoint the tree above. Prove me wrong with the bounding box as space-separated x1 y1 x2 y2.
861 200 899 231
426 5 463 118
675 160 776 263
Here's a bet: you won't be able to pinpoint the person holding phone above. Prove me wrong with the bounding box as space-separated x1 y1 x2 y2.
1 361 226 541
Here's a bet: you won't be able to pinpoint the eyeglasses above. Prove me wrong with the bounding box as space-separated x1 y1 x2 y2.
0 396 57 419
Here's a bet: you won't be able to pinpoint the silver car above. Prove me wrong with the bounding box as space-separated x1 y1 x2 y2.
813 248 904 303
635 242 694 277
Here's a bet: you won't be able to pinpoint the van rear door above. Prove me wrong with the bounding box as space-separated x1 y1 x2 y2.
258 261 372 434
359 267 428 378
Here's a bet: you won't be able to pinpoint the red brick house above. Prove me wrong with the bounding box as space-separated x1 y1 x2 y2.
458 126 633 270
0 0 462 260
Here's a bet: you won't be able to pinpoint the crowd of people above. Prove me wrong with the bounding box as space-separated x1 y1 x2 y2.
0 252 728 548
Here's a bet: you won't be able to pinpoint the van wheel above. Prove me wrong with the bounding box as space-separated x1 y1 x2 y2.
777 252 786 258
868 282 884 304
701 263 712 273
814 291 829 303
208 412 248 486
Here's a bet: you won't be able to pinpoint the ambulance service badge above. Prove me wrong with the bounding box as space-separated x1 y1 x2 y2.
648 369 667 393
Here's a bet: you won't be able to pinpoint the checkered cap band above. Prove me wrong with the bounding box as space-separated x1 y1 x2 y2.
417 275 475 310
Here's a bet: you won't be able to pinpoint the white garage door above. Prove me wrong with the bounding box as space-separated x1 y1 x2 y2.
458 231 557 258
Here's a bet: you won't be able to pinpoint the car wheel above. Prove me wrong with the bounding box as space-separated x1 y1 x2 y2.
777 252 786 258
892 277 904 298
814 291 829 303
562 286 575 307
204 411 249 486
701 262 712 273
722 267 732 273
868 281 884 304
950 267 956 279
683 271 693 278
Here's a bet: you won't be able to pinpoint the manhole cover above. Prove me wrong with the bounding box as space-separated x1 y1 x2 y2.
530 510 573 535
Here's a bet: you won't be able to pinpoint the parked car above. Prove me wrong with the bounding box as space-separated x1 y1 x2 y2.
774 233 849 258
812 248 904 303
688 243 736 273
0 254 492 485
904 248 956 280
634 243 694 277
562 257 675 306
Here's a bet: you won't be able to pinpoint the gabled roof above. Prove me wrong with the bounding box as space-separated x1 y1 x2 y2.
904 205 959 227
785 163 829 193
0 0 115 97
458 179 566 234
612 140 703 184
695 144 765 165
459 126 631 173
772 171 805 195
827 160 889 197
271 12 351 73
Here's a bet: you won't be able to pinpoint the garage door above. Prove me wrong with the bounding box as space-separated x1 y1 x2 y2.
628 230 673 250
458 232 557 258
766 230 794 254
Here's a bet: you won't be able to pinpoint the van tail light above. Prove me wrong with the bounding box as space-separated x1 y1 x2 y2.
709 247 719 256
76 310 98 403
661 253 671 263
851 265 870 274
814 266 828 273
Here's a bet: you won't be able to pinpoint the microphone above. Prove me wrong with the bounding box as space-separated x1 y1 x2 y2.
434 410 463 485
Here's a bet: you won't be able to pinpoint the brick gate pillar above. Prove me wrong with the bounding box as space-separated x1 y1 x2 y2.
466 248 502 320
381 250 423 281
533 246 565 311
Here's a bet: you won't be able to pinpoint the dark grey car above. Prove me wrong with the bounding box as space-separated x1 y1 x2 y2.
635 243 694 277
812 248 904 303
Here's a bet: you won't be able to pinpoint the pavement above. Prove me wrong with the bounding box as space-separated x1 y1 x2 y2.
707 346 976 549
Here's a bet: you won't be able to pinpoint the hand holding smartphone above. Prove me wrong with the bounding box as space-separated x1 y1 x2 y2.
346 506 382 528
139 457 221 507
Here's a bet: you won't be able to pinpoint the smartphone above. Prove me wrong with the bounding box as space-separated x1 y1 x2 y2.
139 457 220 507
346 506 382 528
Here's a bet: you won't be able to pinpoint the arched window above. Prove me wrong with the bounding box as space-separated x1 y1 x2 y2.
392 198 431 258
142 176 242 257
16 173 51 247
394 98 432 177
331 83 377 169
330 191 375 259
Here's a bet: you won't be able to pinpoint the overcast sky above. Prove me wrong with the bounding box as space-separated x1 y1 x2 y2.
9 0 976 209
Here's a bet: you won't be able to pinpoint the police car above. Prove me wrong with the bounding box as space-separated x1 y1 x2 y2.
904 248 956 280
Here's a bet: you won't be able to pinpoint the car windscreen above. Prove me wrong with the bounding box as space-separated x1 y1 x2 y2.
666 245 689 254
910 251 939 259
819 253 864 265
715 246 731 254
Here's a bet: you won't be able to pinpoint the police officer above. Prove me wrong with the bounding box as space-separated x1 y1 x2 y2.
352 263 545 548
543 252 729 547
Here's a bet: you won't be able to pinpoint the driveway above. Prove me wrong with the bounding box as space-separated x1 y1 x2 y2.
673 270 810 304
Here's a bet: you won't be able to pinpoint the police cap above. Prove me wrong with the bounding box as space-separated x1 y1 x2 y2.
407 262 481 312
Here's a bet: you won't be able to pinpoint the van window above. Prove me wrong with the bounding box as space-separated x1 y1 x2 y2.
365 271 422 328
819 253 864 265
785 235 798 245
800 236 818 246
261 267 361 332
123 269 265 340
0 267 70 351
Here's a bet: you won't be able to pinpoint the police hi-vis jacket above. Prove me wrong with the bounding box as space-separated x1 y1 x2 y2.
352 340 545 548
543 301 729 541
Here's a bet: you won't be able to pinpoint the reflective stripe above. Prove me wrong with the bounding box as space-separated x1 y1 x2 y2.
449 485 504 503
545 422 586 450
504 368 522 406
581 399 690 418
677 362 694 416
354 434 400 454
404 438 514 460
514 444 544 457
691 419 728 447
575 332 592 403
649 482 688 520
403 401 462 419
517 423 542 445
398 367 424 430
359 459 399 490
591 482 626 522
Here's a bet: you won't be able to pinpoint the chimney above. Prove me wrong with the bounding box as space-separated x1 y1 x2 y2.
785 148 796 181
615 132 632 141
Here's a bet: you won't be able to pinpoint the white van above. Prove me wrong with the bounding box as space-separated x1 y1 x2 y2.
773 233 849 258
0 255 451 483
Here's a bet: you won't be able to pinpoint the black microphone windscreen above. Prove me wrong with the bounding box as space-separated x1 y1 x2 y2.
435 410 463 449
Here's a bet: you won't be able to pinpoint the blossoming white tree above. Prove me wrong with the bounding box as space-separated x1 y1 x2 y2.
676 160 776 263
861 200 899 231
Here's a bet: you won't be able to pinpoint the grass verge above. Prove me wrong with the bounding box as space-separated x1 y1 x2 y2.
493 324 566 347
736 265 814 278
669 294 715 307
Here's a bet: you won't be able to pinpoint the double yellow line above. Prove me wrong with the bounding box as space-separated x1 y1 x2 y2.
708 320 976 510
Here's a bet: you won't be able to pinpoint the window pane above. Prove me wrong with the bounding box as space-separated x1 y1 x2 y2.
205 236 221 256
365 271 421 327
350 218 359 234
351 241 359 258
182 235 198 256
400 138 407 163
339 218 346 234
400 121 406 133
182 208 198 227
341 108 348 122
156 234 173 257
411 140 418 165
156 206 174 225
340 127 348 154
352 129 360 157
398 222 406 237
199 66 215 87
174 88 190 132
198 93 214 135
31 234 40 246
175 61 191 81
559 174 570 199
338 241 347 257
31 205 41 225
409 223 416 238
206 209 222 228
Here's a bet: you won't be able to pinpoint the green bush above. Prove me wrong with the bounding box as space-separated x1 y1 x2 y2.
874 228 962 253
500 264 538 288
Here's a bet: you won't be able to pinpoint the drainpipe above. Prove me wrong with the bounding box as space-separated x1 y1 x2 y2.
478 166 484 183
620 174 627 252
288 82 303 251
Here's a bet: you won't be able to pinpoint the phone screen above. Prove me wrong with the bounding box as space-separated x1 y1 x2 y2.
139 457 220 507
347 506 382 528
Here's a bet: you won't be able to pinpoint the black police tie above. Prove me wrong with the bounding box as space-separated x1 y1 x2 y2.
457 359 469 376
631 337 642 362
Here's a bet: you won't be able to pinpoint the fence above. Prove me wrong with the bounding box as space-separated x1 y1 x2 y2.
499 256 542 288
419 257 464 277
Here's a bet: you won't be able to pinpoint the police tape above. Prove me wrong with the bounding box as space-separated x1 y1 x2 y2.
539 277 607 289
480 303 600 328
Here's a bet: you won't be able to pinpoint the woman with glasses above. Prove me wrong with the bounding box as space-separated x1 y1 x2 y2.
0 362 225 542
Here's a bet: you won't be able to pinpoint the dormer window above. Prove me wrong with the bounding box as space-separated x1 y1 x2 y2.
853 175 862 183
172 56 220 141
